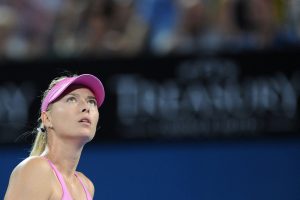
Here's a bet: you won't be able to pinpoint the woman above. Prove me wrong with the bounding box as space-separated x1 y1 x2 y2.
4 73 105 200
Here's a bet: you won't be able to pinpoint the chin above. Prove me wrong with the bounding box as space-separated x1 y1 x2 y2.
79 130 96 141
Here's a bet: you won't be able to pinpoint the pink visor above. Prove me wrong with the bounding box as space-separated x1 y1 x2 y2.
41 74 105 112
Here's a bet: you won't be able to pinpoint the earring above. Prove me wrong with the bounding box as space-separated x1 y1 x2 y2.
37 127 46 133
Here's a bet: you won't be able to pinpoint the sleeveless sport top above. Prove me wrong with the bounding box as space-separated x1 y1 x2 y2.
45 158 92 200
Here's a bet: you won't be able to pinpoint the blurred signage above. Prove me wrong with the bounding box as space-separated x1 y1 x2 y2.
110 58 300 140
0 52 299 144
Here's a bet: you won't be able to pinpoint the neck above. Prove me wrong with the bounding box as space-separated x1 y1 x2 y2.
41 138 84 178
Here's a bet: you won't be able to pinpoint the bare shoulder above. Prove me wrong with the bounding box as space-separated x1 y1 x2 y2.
4 156 54 200
14 156 50 172
10 156 52 181
76 171 95 197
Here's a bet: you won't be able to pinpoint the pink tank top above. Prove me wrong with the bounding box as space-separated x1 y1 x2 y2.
45 158 93 200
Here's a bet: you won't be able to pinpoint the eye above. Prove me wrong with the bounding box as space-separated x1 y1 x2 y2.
88 99 97 106
66 96 77 103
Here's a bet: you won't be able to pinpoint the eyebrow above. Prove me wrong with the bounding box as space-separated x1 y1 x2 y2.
67 93 96 100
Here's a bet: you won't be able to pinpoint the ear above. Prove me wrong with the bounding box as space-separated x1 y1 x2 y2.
41 111 52 129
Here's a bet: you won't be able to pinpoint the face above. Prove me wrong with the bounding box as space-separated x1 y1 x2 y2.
44 85 99 142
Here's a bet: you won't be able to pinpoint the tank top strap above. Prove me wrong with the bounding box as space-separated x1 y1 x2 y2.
44 157 73 200
74 172 93 200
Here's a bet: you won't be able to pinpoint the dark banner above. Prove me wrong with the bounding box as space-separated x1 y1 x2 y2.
0 52 299 144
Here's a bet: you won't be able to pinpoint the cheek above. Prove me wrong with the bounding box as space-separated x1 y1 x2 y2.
51 107 73 127
93 111 99 124
91 110 99 126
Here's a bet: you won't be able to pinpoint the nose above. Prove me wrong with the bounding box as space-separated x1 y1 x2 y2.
80 100 90 113
81 108 89 113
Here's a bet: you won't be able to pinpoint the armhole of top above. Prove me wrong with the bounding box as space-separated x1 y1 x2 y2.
75 172 93 200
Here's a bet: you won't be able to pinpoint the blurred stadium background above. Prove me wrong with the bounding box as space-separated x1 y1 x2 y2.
1 0 300 199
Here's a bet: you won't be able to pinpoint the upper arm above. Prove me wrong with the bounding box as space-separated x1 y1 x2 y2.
4 157 53 200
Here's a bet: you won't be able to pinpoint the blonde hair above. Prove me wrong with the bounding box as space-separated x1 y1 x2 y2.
30 75 76 156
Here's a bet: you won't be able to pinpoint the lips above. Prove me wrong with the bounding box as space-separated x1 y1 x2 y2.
78 117 91 125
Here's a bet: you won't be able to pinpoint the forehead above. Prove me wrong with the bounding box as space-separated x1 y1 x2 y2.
60 84 96 98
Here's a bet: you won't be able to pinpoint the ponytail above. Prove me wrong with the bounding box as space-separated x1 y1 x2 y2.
29 123 47 156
